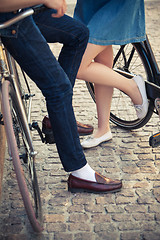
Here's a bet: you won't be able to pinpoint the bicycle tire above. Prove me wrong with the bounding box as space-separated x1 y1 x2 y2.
1 80 43 232
86 42 154 130
0 96 6 200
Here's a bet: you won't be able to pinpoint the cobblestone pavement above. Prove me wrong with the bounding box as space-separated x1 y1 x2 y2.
0 1 160 240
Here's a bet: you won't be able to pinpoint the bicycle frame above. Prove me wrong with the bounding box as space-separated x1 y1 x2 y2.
144 35 160 86
114 35 160 102
0 38 37 158
134 36 160 101
0 7 45 232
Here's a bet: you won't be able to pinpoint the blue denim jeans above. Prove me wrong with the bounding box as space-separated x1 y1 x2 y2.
1 9 89 172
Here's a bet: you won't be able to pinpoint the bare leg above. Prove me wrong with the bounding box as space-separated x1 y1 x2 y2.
78 43 148 148
77 43 143 106
93 46 113 137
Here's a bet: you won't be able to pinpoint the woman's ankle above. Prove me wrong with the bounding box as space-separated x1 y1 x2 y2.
93 128 111 138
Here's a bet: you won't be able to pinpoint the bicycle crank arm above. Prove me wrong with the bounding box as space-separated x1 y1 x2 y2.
31 121 46 143
149 132 160 147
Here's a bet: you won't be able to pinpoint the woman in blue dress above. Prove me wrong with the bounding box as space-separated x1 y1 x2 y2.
74 0 148 148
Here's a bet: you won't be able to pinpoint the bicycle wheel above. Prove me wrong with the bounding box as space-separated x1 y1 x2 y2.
86 42 154 130
1 80 43 232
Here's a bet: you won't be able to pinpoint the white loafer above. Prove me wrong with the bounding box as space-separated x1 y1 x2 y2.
133 75 149 119
81 131 112 149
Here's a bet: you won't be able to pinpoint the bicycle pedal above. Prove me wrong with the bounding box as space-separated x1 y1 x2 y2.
0 113 4 125
155 98 160 118
149 132 160 147
31 121 46 143
20 153 28 163
42 127 55 144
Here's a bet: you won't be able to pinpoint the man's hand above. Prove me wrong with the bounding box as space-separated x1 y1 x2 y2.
0 0 67 14
44 0 67 18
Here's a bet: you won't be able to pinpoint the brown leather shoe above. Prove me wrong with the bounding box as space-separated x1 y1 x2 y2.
42 116 55 144
42 116 94 144
76 121 93 136
68 172 122 193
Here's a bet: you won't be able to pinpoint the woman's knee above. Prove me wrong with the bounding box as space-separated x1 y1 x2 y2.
76 64 87 79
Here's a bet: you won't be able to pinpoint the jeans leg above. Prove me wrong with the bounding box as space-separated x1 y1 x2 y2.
2 16 87 172
34 10 89 87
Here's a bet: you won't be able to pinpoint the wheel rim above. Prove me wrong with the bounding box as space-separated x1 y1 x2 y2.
110 43 153 129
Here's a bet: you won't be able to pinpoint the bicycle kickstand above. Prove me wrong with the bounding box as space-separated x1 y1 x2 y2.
149 98 160 147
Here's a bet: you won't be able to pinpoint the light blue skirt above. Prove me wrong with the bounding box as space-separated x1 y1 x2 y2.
74 0 146 45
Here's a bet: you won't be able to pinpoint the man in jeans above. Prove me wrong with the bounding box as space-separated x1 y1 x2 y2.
0 0 122 193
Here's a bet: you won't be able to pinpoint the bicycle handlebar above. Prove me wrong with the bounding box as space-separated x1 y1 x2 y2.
0 5 49 30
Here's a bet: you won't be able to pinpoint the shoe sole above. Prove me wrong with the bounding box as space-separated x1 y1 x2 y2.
133 76 148 119
68 186 121 194
82 138 112 149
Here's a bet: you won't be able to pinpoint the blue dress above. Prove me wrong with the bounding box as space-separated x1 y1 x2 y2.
74 0 146 45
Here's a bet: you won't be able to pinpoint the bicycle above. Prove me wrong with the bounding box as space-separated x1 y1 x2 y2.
86 35 160 148
0 4 159 234
0 6 48 233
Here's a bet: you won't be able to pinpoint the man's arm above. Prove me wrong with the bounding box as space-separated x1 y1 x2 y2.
0 0 66 18
0 0 44 12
